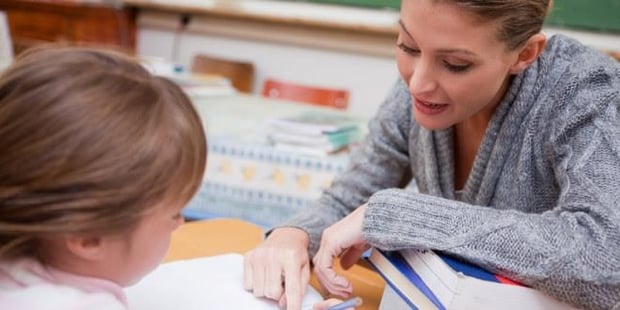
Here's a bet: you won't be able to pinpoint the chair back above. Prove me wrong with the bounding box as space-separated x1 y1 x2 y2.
262 78 349 110
605 50 620 62
191 54 255 93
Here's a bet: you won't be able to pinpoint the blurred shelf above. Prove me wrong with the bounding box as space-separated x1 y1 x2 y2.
0 0 136 55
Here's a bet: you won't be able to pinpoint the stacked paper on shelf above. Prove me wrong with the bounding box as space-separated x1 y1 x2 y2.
139 56 236 97
164 73 237 97
267 111 363 156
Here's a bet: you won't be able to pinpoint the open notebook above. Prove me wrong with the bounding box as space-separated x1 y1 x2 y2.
125 253 323 310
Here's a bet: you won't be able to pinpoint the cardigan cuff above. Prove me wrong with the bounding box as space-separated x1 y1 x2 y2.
363 188 466 250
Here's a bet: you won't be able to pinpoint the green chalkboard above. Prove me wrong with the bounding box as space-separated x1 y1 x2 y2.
546 0 620 33
297 0 620 33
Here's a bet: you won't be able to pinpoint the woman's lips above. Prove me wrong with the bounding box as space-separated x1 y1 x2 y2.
413 97 448 115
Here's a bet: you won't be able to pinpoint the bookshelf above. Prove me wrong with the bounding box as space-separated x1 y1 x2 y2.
0 0 136 55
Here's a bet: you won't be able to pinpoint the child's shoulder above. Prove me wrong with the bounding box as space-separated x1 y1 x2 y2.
0 258 126 310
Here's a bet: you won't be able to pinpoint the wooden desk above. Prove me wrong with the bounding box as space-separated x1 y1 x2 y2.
165 219 385 310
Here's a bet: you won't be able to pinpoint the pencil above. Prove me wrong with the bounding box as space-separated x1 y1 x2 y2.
326 297 363 310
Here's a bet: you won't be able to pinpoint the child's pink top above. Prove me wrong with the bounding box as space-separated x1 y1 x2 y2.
0 258 127 310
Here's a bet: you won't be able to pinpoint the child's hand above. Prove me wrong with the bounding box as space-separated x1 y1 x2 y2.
312 298 356 310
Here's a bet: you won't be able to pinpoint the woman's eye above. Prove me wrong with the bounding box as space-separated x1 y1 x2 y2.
443 61 471 73
397 43 420 55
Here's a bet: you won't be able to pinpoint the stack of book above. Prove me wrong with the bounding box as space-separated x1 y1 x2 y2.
163 73 237 98
267 111 363 157
367 249 577 310
139 56 236 98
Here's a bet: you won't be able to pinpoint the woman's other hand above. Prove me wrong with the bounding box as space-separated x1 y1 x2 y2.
313 204 370 297
243 227 311 310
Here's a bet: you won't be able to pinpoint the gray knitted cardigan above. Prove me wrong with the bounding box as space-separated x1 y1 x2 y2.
279 35 620 309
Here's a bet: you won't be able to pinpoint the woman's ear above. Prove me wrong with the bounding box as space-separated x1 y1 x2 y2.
65 235 105 261
509 33 547 74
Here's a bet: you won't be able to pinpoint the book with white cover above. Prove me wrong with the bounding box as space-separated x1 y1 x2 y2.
268 111 360 136
368 249 578 310
125 253 323 310
379 285 415 310
268 128 361 150
272 142 349 157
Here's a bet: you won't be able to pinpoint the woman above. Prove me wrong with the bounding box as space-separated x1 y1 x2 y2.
244 1 620 309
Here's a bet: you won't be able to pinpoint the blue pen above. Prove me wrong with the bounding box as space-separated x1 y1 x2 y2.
326 297 363 310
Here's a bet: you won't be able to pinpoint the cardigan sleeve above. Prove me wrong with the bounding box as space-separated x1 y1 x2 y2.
363 64 620 310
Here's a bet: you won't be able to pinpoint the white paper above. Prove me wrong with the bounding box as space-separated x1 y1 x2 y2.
125 253 323 310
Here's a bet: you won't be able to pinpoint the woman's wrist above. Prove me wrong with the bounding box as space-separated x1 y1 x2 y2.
270 226 310 248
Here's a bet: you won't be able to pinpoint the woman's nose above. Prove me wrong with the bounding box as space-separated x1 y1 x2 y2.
408 61 437 95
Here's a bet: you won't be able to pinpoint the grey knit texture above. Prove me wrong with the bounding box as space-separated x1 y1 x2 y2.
278 35 620 309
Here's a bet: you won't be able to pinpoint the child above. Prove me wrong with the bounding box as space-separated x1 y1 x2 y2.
0 46 207 309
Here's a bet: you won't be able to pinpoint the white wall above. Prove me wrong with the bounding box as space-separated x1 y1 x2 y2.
136 24 620 119
137 28 398 118
543 27 620 52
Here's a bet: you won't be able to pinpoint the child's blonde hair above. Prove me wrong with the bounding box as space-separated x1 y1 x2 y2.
0 46 207 259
